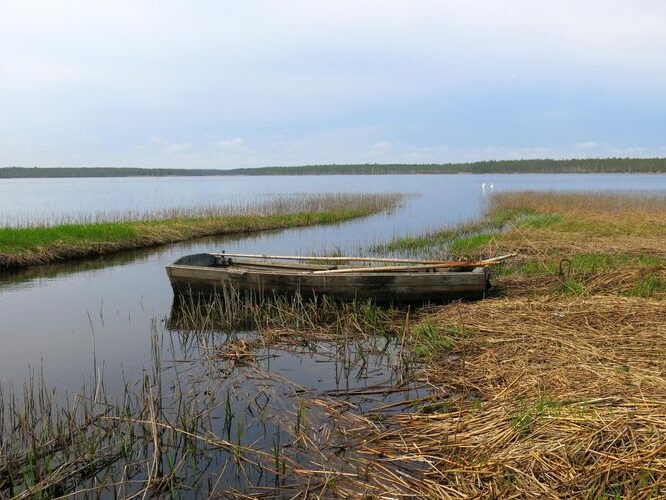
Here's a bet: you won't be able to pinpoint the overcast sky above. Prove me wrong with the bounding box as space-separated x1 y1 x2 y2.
1 1 665 168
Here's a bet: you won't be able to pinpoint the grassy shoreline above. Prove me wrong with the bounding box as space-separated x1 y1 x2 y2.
0 193 402 270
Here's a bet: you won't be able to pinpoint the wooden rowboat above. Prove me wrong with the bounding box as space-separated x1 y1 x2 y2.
166 252 498 303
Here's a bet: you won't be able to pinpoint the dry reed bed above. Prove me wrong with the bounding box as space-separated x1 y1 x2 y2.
492 191 666 215
497 227 666 260
490 191 666 258
292 296 666 498
428 296 666 399
497 265 666 298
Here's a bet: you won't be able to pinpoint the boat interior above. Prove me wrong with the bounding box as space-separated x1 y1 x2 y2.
172 253 470 274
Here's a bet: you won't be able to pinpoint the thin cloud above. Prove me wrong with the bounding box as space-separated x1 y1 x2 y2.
215 138 246 150
165 143 191 154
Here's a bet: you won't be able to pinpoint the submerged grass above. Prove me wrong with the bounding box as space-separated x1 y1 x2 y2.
0 333 275 497
169 290 406 343
0 292 421 498
0 193 402 270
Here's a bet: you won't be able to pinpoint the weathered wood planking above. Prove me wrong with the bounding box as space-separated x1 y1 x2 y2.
166 253 490 303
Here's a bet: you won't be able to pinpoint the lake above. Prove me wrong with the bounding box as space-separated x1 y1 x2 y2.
1 173 665 392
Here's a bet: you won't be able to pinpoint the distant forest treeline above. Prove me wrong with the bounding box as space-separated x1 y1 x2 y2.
2 158 666 178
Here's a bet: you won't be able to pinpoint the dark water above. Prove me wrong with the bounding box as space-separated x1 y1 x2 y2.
126 330 428 494
1 173 665 392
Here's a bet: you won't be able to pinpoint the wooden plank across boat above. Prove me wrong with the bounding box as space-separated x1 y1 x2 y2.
165 252 512 303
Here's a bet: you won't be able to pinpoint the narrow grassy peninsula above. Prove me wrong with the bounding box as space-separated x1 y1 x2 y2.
0 193 402 270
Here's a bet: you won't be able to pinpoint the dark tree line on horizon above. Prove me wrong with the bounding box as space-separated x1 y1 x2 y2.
2 158 666 178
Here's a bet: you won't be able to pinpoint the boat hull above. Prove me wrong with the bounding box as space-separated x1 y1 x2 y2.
166 253 490 303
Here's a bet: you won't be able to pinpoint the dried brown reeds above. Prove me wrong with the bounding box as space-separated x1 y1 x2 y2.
490 191 666 258
285 296 666 498
497 264 666 298
498 227 666 260
428 296 666 398
492 191 666 219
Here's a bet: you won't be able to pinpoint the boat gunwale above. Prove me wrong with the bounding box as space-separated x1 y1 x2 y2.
166 262 485 277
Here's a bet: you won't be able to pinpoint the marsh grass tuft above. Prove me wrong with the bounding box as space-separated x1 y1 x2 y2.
410 321 461 360
628 274 666 297
169 289 406 344
511 397 564 436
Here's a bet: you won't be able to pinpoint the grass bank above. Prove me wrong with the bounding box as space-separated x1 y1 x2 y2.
373 191 666 297
488 192 666 297
0 193 402 270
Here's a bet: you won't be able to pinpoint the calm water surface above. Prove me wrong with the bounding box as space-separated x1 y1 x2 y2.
1 174 665 392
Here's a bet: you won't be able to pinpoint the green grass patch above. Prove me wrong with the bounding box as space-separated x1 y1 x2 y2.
489 204 657 237
488 208 529 227
357 301 397 336
561 278 587 296
511 398 565 436
0 223 139 252
514 212 563 229
372 232 452 254
370 217 504 257
497 253 664 280
411 322 462 360
628 275 666 298
449 233 496 255
637 254 664 266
